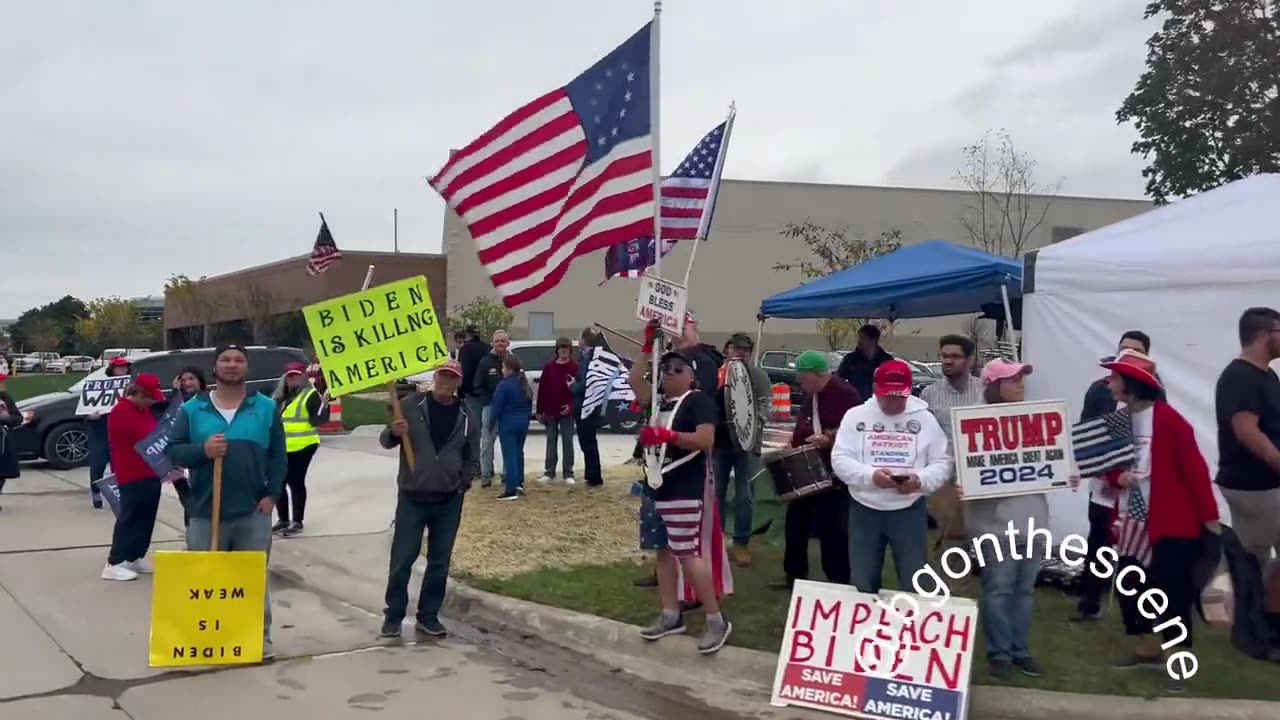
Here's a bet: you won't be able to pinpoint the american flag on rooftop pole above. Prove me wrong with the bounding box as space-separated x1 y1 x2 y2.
602 109 736 283
305 213 342 276
427 20 657 308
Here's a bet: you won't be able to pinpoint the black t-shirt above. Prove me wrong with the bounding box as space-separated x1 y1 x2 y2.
682 345 726 446
1215 358 1280 491
424 394 462 452
651 390 718 501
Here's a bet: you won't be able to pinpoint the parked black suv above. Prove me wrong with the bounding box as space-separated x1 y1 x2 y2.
14 346 308 469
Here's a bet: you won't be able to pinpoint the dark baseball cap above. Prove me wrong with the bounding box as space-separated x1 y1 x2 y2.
214 344 248 362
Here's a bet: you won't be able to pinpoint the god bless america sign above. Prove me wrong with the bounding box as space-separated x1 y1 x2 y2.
771 580 975 720
949 399 1075 501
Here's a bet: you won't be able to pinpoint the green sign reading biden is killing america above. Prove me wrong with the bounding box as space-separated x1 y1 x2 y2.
302 275 448 397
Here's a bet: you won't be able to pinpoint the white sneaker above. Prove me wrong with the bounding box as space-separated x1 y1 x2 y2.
128 558 154 574
102 563 138 581
564 477 577 486
539 474 553 483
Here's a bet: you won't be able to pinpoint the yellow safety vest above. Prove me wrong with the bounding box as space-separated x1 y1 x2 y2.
282 388 321 453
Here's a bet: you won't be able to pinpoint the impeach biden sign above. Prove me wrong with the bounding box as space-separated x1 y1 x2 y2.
949 399 1075 501
302 276 449 397
770 580 976 720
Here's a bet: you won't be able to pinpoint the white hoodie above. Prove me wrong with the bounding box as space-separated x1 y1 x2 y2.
831 395 953 511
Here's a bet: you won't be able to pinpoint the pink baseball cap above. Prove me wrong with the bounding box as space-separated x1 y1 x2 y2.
981 359 1033 385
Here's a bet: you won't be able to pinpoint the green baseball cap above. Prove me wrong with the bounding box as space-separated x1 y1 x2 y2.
795 350 829 373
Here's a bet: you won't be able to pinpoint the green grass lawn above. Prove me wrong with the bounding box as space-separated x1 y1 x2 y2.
340 395 392 430
465 542 1279 700
3 372 85 401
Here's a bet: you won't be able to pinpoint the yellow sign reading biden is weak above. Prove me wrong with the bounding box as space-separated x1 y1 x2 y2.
149 550 267 667
303 275 449 397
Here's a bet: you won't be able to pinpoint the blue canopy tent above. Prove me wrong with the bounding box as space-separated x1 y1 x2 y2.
759 240 1022 321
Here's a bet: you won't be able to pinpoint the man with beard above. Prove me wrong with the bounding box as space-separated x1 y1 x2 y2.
472 330 510 488
165 344 286 661
836 325 894 402
920 335 982 539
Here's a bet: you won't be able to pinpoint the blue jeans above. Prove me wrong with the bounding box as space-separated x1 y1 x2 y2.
979 554 1039 661
478 404 496 478
714 448 758 546
187 512 273 640
384 492 464 624
498 425 528 494
848 497 928 594
543 416 575 477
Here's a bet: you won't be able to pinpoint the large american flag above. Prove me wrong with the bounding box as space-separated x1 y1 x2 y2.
603 120 731 281
428 23 654 308
306 214 342 276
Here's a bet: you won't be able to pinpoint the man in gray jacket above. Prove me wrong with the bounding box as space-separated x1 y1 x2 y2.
378 359 478 639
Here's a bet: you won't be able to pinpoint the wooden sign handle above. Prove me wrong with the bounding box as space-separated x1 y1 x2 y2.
211 456 223 550
386 381 416 470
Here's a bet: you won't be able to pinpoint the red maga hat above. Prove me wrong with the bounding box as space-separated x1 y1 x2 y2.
1101 349 1161 389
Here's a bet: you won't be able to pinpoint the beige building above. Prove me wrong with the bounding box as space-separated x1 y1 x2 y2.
443 179 1151 360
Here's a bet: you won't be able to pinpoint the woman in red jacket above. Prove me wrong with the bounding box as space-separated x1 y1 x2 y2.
101 373 166 582
1101 350 1220 683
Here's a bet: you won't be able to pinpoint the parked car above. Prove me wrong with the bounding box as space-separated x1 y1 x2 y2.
14 352 60 373
902 359 943 396
49 355 95 373
400 339 643 433
757 349 846 415
93 348 152 369
13 346 308 469
0 356 8 376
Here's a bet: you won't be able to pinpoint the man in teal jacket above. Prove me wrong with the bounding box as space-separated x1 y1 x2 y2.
165 344 287 660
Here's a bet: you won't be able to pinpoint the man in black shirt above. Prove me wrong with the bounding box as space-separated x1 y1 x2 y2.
1215 307 1280 657
472 330 510 487
836 324 893 402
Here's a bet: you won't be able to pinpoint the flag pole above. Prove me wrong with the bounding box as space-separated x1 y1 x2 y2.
648 1 663 421
394 208 399 253
682 101 735 288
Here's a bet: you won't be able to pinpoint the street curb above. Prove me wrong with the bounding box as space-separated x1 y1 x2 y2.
442 583 1280 720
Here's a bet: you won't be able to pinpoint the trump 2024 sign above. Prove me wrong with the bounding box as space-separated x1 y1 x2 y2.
949 399 1075 501
771 580 975 720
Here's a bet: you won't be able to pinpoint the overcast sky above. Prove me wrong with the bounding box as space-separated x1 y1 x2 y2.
0 0 1156 318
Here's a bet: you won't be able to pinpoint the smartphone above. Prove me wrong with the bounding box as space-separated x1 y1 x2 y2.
891 474 910 484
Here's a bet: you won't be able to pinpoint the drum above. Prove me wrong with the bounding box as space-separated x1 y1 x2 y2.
724 359 761 451
764 445 834 502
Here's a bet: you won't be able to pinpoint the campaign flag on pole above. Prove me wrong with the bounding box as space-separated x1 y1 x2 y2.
306 213 342 276
428 22 655 308
602 119 733 282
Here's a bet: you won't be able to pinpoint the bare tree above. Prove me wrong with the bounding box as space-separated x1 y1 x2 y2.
235 282 278 345
164 274 223 347
956 129 1062 257
960 315 993 351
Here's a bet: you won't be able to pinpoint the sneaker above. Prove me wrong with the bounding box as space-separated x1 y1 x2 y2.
379 620 403 638
91 493 104 510
480 477 493 489
1113 653 1163 670
101 563 138 581
262 640 276 661
497 491 520 501
564 477 577 486
415 617 447 637
1164 676 1185 693
1012 656 1042 677
128 557 154 574
988 658 1014 680
517 486 526 495
540 474 554 483
731 545 752 568
639 615 686 641
271 520 288 535
697 619 733 655
633 573 658 588
1068 610 1101 623
282 522 304 537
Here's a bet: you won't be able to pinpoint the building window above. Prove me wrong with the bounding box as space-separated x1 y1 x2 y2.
1052 226 1085 243
528 312 555 340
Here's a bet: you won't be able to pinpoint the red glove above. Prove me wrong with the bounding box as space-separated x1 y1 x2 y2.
641 320 661 353
640 426 680 447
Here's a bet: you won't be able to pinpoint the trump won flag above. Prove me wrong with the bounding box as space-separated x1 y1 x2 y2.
429 22 656 308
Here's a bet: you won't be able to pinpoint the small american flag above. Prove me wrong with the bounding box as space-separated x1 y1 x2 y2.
306 214 342 276
1114 486 1152 565
428 22 655 308
602 118 733 281
1072 408 1135 478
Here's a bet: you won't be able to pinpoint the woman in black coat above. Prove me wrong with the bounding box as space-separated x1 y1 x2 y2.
0 373 23 510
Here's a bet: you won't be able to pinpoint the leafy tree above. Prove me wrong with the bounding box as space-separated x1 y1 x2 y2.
8 295 87 354
1117 0 1280 204
74 297 149 356
773 223 903 350
956 129 1060 257
447 296 514 341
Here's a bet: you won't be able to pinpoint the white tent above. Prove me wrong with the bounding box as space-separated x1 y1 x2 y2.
1022 173 1280 539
